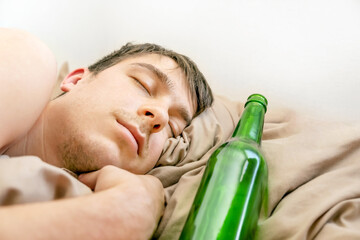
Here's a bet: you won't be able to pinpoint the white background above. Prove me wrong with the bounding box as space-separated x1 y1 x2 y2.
1 0 360 121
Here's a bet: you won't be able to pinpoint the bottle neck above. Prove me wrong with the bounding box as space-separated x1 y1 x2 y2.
232 101 266 145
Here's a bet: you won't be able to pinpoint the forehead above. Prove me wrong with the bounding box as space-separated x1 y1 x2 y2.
123 54 178 69
119 54 181 77
115 54 196 120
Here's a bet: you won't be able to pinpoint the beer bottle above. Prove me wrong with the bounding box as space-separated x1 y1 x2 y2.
180 94 268 240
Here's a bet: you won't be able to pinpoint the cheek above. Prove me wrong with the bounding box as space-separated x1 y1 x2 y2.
95 81 139 106
147 133 167 164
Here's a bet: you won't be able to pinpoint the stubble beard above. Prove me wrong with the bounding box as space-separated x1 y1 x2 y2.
112 109 151 156
58 109 151 174
59 136 99 174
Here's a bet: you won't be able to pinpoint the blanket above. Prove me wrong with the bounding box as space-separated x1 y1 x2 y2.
1 63 360 239
149 96 360 240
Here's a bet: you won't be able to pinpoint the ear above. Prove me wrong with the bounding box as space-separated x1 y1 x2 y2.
60 68 89 92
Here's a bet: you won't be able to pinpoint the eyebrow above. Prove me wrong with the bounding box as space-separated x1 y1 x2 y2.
130 62 192 126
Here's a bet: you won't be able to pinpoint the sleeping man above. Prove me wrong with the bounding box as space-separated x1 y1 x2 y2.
0 28 213 239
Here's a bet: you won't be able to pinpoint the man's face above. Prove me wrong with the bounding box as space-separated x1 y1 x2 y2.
52 54 195 174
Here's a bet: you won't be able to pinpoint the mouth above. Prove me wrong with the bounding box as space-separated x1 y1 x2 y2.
116 119 145 155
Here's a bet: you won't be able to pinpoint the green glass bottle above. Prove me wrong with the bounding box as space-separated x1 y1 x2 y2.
179 94 268 240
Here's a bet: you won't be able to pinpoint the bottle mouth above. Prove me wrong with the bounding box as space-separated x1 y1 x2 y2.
245 94 268 112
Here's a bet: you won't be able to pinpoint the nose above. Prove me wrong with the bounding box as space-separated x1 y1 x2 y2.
138 105 169 134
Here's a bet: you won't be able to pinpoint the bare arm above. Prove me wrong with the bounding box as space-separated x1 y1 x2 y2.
0 28 57 151
0 166 164 240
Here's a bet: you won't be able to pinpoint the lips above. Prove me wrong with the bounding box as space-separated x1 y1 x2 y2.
116 119 145 155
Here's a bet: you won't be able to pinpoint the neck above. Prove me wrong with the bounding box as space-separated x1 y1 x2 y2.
4 106 62 168
232 102 265 145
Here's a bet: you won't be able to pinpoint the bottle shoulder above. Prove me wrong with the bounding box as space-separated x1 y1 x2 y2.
214 138 266 163
228 137 262 150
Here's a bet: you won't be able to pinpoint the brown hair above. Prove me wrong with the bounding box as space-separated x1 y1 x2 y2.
88 43 213 117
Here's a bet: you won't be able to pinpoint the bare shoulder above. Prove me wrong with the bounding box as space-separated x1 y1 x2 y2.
0 28 57 151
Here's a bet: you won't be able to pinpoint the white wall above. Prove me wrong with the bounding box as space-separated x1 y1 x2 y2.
1 0 360 121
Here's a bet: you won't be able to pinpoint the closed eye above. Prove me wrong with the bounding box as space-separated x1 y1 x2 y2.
131 76 150 95
168 123 176 138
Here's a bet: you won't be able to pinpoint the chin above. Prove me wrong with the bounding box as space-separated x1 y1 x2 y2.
59 135 121 173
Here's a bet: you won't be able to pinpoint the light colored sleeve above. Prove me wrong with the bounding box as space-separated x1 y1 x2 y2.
0 155 92 205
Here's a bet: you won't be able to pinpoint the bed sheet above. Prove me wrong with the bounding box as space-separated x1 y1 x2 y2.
1 63 359 239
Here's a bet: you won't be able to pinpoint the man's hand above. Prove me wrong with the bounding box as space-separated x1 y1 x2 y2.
79 165 165 239
80 165 165 237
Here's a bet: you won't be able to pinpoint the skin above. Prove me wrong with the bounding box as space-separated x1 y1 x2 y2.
0 28 195 239
0 28 57 151
5 53 195 175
